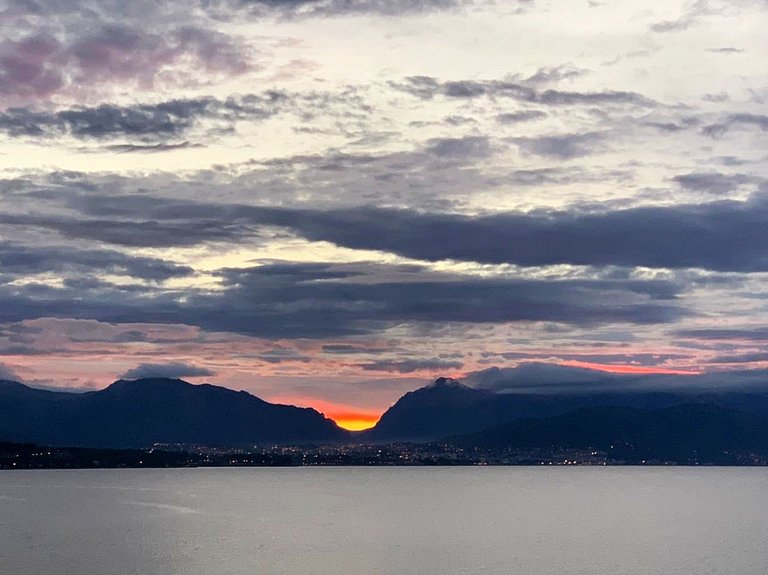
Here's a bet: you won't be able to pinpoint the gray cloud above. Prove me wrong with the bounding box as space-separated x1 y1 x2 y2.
12 191 768 273
675 328 768 341
0 241 194 281
237 0 469 18
358 358 464 373
496 110 546 124
390 76 656 107
481 351 692 366
511 132 605 159
322 344 391 355
650 0 713 33
465 362 620 392
234 197 768 273
673 172 764 195
704 113 768 137
0 261 687 339
120 361 216 380
0 94 285 140
464 362 768 393
424 136 491 158
709 351 768 364
257 348 313 363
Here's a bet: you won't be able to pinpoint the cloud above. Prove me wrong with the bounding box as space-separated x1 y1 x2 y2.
0 34 65 104
650 0 714 33
522 63 587 86
708 351 768 364
0 261 687 339
496 110 546 124
0 361 21 381
226 197 768 273
674 328 768 341
464 362 768 393
424 136 491 158
14 190 768 272
481 351 692 366
106 142 204 153
0 94 285 140
0 241 194 281
673 172 764 195
0 8 252 106
704 113 768 137
706 47 744 53
119 361 216 380
390 76 656 107
236 0 469 18
465 362 620 392
511 132 605 159
358 358 464 373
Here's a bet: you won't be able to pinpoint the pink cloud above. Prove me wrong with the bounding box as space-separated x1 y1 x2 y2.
0 24 253 107
0 34 66 104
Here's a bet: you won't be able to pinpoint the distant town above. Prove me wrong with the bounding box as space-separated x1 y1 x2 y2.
3 440 767 470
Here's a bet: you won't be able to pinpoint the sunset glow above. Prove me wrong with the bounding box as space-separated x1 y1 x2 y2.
561 361 702 376
331 414 381 432
269 396 382 432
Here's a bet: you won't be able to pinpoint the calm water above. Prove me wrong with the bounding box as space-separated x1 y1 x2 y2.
1 467 767 575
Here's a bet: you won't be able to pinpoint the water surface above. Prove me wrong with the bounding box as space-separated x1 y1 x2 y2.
1 467 766 574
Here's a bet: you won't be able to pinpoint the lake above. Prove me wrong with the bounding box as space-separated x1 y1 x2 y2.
1 467 767 574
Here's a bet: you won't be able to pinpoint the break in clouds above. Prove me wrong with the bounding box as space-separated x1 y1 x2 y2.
0 0 767 411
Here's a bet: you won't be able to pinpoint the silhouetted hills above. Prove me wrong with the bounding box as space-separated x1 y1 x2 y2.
0 378 348 448
447 404 768 463
365 376 768 444
5 375 768 461
363 376 715 443
364 377 503 442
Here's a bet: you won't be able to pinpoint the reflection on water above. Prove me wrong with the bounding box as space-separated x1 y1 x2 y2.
1 467 767 575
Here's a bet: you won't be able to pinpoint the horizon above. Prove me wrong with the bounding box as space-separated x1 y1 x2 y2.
6 361 768 432
1 0 768 435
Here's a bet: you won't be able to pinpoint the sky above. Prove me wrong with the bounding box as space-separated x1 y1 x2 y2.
0 0 767 430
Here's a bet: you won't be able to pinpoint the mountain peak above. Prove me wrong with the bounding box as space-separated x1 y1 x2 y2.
428 377 468 390
107 377 190 390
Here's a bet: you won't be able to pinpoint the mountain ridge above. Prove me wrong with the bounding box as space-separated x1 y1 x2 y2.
0 377 348 448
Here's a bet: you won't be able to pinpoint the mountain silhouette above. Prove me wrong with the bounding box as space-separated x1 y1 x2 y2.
447 403 768 463
0 378 348 448
364 377 768 443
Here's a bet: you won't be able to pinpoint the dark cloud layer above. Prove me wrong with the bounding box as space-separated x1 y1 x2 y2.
238 197 768 273
675 328 768 342
10 191 768 273
120 361 216 380
0 241 194 281
465 362 768 393
0 261 686 339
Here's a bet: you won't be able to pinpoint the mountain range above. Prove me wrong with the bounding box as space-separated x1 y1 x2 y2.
364 376 768 443
3 376 768 459
0 378 347 448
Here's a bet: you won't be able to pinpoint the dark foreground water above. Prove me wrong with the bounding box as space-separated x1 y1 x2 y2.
1 467 767 575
